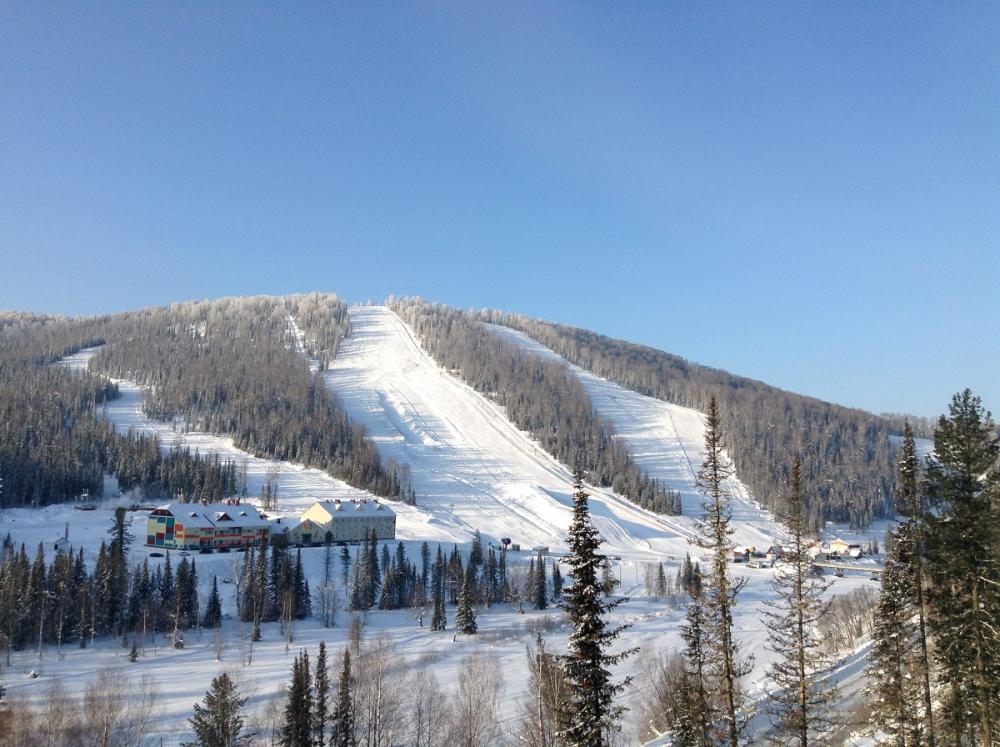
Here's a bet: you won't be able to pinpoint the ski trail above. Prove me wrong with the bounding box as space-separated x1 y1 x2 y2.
484 323 788 549
322 306 699 561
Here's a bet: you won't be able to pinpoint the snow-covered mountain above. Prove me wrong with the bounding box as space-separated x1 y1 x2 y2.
1 299 887 746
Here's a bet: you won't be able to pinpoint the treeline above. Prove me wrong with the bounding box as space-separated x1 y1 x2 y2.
390 298 682 515
0 316 238 507
343 529 564 626
480 308 897 527
112 431 242 501
88 295 413 503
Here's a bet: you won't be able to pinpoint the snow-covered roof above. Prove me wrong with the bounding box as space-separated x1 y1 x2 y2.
151 502 272 530
307 498 395 518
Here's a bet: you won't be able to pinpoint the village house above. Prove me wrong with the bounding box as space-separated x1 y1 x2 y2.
145 499 272 552
828 538 864 558
297 498 396 543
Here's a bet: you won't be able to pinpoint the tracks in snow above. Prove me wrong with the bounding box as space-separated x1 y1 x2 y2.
321 306 697 560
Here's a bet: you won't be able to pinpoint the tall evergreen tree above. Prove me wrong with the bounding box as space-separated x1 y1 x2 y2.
895 423 936 747
677 565 712 747
431 545 446 632
330 648 356 747
203 575 222 629
924 390 1000 746
696 396 751 747
534 551 548 610
186 672 248 747
281 650 313 747
868 536 921 747
557 470 635 746
455 565 478 634
764 455 837 746
313 642 331 746
293 549 311 620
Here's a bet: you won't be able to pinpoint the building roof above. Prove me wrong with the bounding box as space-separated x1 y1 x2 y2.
150 501 272 530
307 498 395 519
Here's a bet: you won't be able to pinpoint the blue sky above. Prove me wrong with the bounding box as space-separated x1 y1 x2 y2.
1 3 997 417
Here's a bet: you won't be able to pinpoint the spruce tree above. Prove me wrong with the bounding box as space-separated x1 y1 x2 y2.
551 560 563 602
431 545 446 631
895 423 936 746
340 544 351 589
293 550 311 620
203 575 222 628
533 551 548 610
186 672 248 747
557 470 635 746
330 648 356 747
924 390 1000 746
281 650 313 746
678 565 712 747
764 455 836 746
867 535 921 747
695 396 751 747
455 565 478 634
313 641 330 746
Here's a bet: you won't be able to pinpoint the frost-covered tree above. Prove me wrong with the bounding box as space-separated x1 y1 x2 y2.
764 455 836 746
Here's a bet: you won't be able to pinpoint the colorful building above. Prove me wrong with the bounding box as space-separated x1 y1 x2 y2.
146 500 272 551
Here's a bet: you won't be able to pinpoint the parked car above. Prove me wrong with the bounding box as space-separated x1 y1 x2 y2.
150 552 164 558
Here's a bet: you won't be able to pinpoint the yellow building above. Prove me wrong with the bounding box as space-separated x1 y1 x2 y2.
298 499 396 543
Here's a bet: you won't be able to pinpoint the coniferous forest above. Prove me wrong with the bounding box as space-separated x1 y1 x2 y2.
391 298 683 515
0 295 414 508
417 301 898 528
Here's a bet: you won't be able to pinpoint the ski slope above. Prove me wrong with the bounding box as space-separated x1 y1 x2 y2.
0 313 884 745
484 323 787 549
322 306 701 561
55 348 452 543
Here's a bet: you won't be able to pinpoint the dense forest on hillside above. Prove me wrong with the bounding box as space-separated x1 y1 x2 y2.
0 315 239 507
88 295 413 503
483 310 896 527
0 295 413 507
390 298 682 515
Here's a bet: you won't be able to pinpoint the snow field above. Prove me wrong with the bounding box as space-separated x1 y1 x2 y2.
321 306 703 563
483 322 788 551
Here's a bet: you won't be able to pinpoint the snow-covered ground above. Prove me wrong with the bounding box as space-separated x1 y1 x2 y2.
1 496 879 746
321 306 713 562
0 318 883 745
484 323 786 550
